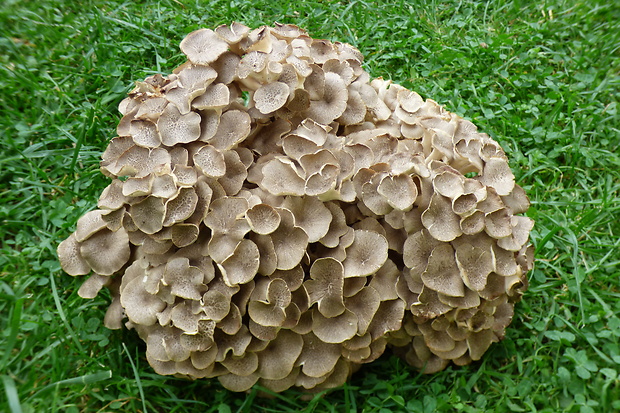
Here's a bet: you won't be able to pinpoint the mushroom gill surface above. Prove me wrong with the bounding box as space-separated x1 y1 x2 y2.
58 23 534 393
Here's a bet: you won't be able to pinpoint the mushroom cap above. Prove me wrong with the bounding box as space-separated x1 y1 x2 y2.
246 203 281 235
180 29 229 65
57 233 90 276
342 230 389 277
158 106 201 147
79 228 131 276
257 329 304 380
253 81 290 114
304 72 348 125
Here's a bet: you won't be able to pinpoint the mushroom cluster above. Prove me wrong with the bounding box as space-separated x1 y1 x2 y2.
58 23 534 392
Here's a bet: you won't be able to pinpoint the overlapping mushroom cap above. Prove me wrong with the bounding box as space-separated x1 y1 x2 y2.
57 23 534 392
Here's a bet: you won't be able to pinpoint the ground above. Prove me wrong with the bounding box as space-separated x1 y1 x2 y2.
1 0 619 412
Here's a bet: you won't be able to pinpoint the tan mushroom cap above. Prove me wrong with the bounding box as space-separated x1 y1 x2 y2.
196 290 230 322
246 203 281 235
193 144 226 178
77 273 111 299
296 332 341 377
209 110 251 151
170 223 200 247
163 257 206 300
180 28 230 65
257 329 303 380
215 22 250 44
192 83 230 110
312 307 358 344
218 372 259 392
342 230 389 277
305 72 349 125
98 179 126 210
253 81 290 114
130 120 161 148
421 193 463 242
157 104 201 146
501 185 530 214
305 257 345 318
377 174 418 211
270 208 309 270
497 216 534 251
218 239 260 286
122 175 153 197
247 278 291 326
57 233 90 276
204 196 249 235
79 228 131 276
260 157 306 196
421 244 465 297
121 266 166 326
282 195 332 243
478 158 515 196
344 286 381 335
75 210 108 242
455 243 495 291
221 352 259 377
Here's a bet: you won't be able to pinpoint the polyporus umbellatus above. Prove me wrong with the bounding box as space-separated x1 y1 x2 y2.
58 23 534 392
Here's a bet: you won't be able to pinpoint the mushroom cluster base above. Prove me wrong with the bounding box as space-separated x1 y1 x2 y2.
58 23 534 393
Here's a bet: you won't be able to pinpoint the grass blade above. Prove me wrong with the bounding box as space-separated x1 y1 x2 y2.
1 375 23 413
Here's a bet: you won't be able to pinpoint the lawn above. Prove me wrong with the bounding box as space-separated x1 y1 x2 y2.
1 0 619 412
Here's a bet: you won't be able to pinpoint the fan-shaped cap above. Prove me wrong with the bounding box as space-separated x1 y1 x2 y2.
98 180 127 210
344 287 381 335
377 174 418 211
129 196 166 234
254 81 290 114
312 308 358 343
248 278 291 326
246 203 281 235
497 216 534 251
215 22 251 44
421 193 463 242
57 233 90 276
271 208 309 270
304 257 345 318
305 72 348 125
157 104 201 146
121 269 166 326
257 329 304 380
79 228 131 275
421 244 465 297
342 230 389 277
455 243 495 291
282 196 332 243
478 158 515 196
193 145 226 178
204 196 250 235
209 110 251 150
221 352 259 377
192 83 230 110
75 210 108 242
260 157 305 196
296 332 341 377
218 239 260 286
163 257 206 300
180 28 229 65
130 120 161 148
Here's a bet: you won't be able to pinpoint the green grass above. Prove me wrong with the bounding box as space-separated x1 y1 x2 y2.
1 0 619 411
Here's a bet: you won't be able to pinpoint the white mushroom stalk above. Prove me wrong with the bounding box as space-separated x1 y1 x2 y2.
57 23 534 392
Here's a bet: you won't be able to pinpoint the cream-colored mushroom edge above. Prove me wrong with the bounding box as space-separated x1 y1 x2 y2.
57 22 534 393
